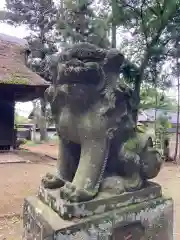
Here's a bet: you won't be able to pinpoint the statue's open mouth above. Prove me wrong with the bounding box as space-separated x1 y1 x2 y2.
57 58 104 88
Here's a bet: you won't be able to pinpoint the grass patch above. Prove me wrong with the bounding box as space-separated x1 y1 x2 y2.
24 141 43 146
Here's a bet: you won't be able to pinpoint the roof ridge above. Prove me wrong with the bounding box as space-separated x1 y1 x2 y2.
0 33 27 46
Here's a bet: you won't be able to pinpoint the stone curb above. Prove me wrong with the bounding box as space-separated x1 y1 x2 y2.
19 148 57 161
0 161 27 164
0 213 21 219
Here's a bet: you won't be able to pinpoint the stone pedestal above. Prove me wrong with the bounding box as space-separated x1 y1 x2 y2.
23 194 173 239
38 182 163 220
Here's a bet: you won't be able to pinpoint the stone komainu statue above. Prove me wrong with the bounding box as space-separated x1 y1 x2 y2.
42 43 163 202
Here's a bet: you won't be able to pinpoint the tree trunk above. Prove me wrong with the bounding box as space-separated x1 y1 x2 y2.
132 78 141 123
32 101 37 142
111 25 116 48
132 33 165 123
174 72 180 162
39 97 48 142
133 52 150 123
111 0 116 48
154 84 158 149
32 120 37 142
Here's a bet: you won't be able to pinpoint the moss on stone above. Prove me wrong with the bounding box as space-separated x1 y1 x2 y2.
123 137 140 152
2 73 29 85
137 125 146 133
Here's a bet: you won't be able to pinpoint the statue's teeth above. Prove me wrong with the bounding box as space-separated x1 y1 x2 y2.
69 66 74 72
75 67 81 73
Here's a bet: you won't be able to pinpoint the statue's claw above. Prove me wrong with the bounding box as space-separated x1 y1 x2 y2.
60 182 97 202
41 173 65 189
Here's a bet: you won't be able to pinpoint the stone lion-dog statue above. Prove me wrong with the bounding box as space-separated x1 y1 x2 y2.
42 43 163 202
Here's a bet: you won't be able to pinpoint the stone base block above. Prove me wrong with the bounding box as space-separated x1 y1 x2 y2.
23 196 173 240
38 182 162 219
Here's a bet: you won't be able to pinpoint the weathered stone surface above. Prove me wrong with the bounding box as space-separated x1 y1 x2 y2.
41 42 163 203
23 195 173 240
38 181 162 220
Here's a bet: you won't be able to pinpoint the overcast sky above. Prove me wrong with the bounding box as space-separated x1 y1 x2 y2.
0 0 29 38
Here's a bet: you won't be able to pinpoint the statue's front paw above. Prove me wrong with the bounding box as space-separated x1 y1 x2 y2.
42 173 65 189
60 182 97 202
124 173 143 192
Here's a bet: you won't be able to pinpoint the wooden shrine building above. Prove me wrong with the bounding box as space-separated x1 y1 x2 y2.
0 33 49 150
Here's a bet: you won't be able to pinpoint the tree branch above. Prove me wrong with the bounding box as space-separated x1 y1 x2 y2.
140 0 148 46
120 0 141 16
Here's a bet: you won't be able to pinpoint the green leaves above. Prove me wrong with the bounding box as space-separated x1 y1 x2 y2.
56 0 109 47
140 86 177 110
116 0 178 41
5 0 57 32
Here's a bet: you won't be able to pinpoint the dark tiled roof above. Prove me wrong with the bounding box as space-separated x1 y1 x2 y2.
0 33 27 46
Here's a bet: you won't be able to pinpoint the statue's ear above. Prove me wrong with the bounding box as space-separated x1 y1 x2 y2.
43 53 60 84
44 86 55 103
104 49 124 73
121 59 139 83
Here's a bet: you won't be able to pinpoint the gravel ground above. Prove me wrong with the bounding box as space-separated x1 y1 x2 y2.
0 163 54 216
22 142 58 159
0 216 21 240
0 152 54 240
0 152 26 164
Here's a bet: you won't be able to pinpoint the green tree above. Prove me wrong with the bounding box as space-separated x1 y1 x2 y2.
140 86 177 111
105 0 180 121
172 43 180 162
140 85 176 150
56 0 109 47
15 113 29 125
155 113 172 153
5 0 57 32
